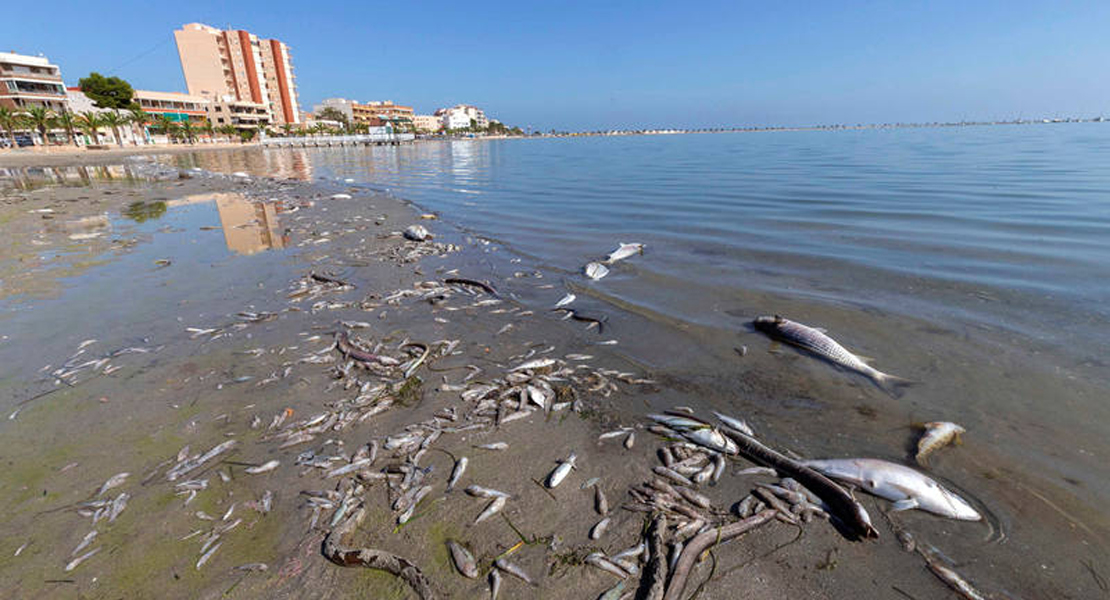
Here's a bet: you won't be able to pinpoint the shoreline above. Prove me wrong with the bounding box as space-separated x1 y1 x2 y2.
0 151 1104 599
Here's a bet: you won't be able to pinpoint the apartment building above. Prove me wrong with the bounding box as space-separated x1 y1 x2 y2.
174 23 300 126
435 104 488 130
0 51 67 111
353 101 413 124
412 114 442 133
134 90 209 124
205 95 271 131
313 98 356 122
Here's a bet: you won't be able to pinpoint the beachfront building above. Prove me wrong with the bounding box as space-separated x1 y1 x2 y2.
64 87 142 146
205 94 271 132
412 114 442 133
313 98 356 122
0 51 67 111
134 90 209 124
435 104 488 131
352 101 414 124
174 23 301 126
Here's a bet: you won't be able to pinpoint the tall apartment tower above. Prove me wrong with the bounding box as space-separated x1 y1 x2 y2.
173 23 300 126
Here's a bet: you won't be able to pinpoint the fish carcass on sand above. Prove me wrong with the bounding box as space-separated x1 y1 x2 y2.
803 458 981 520
604 242 644 264
916 421 966 466
752 315 912 394
584 262 609 280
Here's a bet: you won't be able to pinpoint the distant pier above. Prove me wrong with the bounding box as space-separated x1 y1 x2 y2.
261 133 415 148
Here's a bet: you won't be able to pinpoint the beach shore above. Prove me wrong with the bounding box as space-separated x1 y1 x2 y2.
0 150 1086 599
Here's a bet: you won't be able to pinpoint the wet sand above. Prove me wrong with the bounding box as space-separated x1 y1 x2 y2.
0 154 1105 599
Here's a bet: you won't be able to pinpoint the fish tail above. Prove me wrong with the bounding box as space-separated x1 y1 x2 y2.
873 371 917 398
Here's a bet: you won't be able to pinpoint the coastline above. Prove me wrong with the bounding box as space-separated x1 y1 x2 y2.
0 149 1104 599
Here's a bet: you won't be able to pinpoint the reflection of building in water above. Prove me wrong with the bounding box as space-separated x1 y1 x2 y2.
166 192 287 255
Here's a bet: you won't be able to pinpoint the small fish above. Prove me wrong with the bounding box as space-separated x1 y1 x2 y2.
753 315 912 394
713 411 755 436
71 531 97 557
585 552 628 578
245 460 280 474
494 558 534 585
65 547 99 572
580 477 601 490
598 580 627 600
475 496 507 523
489 568 502 599
475 442 508 451
681 427 738 455
96 472 129 496
509 358 556 372
916 421 966 466
196 541 222 569
465 485 511 498
546 452 577 488
447 457 468 491
446 540 479 578
589 516 611 540
554 293 576 308
595 486 609 515
918 544 989 600
584 262 609 280
604 242 644 264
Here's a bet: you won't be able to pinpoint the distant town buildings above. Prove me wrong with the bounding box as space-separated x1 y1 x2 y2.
0 51 67 111
314 98 417 127
435 104 488 130
173 23 300 126
412 114 442 133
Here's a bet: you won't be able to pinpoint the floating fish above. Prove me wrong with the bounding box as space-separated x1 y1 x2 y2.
554 293 576 308
803 458 980 520
604 242 644 264
753 315 912 394
916 421 965 466
584 262 609 280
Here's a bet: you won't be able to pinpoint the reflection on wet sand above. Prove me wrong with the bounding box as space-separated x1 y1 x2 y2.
0 164 142 190
167 192 287 255
168 147 315 181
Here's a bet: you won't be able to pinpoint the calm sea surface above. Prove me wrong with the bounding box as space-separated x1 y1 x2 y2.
163 126 1110 591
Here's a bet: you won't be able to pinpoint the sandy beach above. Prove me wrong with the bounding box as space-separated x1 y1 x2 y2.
0 149 1098 599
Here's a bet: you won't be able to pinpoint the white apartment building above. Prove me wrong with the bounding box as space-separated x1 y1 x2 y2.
435 104 489 131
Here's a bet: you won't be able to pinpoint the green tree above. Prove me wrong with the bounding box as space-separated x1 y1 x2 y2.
54 110 80 146
75 111 104 146
78 72 135 109
180 119 196 144
281 123 294 137
124 200 167 222
317 107 349 130
23 106 55 146
199 119 214 141
218 124 237 142
0 107 23 148
100 111 126 147
127 107 149 144
153 114 178 142
239 128 256 143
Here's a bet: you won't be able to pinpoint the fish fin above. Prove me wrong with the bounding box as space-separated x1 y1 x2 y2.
891 498 918 512
874 372 917 398
855 353 874 363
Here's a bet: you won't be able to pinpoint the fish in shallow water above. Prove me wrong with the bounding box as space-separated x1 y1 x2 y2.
916 421 965 466
752 315 912 393
604 242 644 264
584 262 609 280
802 458 981 520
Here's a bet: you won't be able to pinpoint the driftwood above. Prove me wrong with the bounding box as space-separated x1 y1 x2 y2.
323 505 435 599
639 514 668 600
662 509 776 600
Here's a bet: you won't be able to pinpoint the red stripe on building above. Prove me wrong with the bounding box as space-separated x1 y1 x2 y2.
238 30 262 103
270 40 294 124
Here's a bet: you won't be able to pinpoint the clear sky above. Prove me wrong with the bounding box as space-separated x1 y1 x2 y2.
3 1 1108 130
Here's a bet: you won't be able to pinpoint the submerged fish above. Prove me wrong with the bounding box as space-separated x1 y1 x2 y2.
752 315 912 393
604 242 644 264
803 458 981 520
584 262 609 280
554 293 576 308
916 421 966 466
446 540 479 578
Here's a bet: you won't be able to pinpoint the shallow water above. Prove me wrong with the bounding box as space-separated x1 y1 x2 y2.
157 127 1110 594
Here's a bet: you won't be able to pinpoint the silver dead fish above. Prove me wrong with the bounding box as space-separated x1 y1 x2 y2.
584 262 609 280
604 242 644 264
546 452 577 488
803 458 981 520
447 457 468 491
245 460 280 474
446 540 479 578
753 315 912 393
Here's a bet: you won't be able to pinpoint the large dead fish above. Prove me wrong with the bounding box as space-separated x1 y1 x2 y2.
803 458 981 520
604 243 644 264
753 315 912 394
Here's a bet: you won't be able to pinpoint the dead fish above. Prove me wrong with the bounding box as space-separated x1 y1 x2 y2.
546 452 577 488
682 427 738 455
494 558 534 585
584 262 609 280
196 541 222 569
595 486 609 515
325 458 372 478
510 358 556 372
585 552 628 578
245 460 280 474
465 485 511 498
447 457 468 491
918 544 989 600
64 547 99 572
916 421 966 466
475 496 507 523
475 442 509 451
589 516 612 540
446 540 479 578
753 315 912 393
604 242 644 264
713 411 755 436
96 472 129 496
404 225 430 241
554 293 576 308
71 531 97 557
803 458 981 520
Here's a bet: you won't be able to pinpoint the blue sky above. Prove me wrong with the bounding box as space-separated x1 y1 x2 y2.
3 1 1108 130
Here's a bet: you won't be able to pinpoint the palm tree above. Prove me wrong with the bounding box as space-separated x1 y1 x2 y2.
281 123 294 137
180 120 196 145
128 107 149 145
76 111 104 146
53 110 79 147
100 111 126 147
217 124 237 143
23 106 56 146
0 106 24 148
153 114 178 143
199 119 214 142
